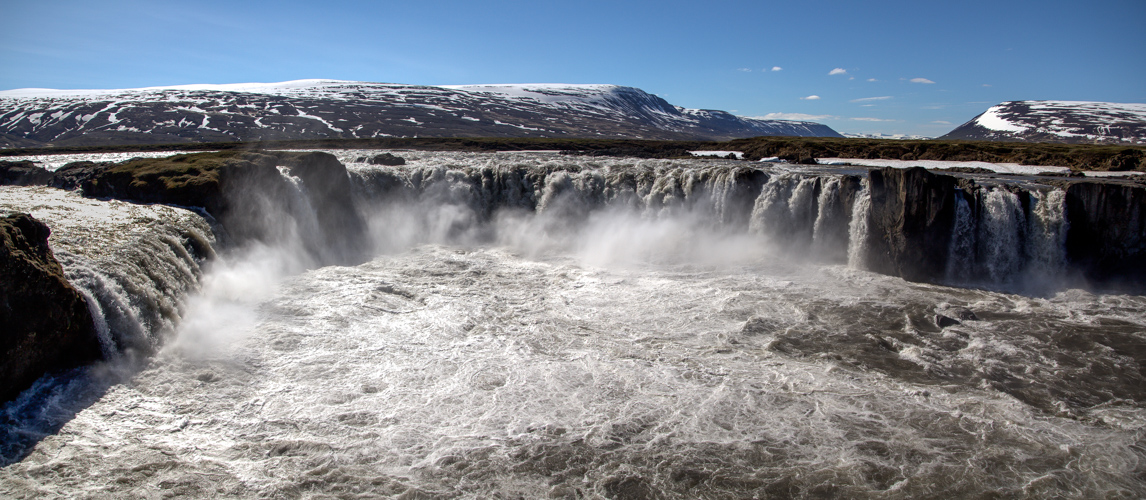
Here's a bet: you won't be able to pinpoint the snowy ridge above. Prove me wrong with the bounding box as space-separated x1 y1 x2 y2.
0 80 841 147
940 100 1146 144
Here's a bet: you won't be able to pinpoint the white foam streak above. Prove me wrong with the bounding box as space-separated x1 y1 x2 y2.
980 188 1026 283
847 181 871 269
945 190 976 282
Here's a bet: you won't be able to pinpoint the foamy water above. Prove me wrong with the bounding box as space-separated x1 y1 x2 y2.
1 152 1143 498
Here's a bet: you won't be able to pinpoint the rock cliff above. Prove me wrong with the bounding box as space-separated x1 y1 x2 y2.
0 214 101 403
864 167 961 282
863 167 1146 289
1064 181 1146 287
80 150 369 265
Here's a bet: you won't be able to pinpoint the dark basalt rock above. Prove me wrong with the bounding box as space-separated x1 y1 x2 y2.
864 167 961 282
48 161 113 190
1064 181 1146 287
0 214 101 404
0 160 54 186
80 150 369 265
951 308 978 321
273 151 370 264
355 153 406 166
935 315 960 328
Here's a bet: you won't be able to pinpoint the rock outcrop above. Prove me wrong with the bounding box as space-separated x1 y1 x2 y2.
0 161 54 186
80 150 369 265
355 153 406 166
864 167 961 282
861 166 1146 289
1064 181 1146 287
0 214 102 403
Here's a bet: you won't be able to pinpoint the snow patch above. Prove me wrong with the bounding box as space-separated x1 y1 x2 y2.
690 150 743 159
975 106 1028 133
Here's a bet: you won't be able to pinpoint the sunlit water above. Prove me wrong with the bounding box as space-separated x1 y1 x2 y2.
1 152 1144 498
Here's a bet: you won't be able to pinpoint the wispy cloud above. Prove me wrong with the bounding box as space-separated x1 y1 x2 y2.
771 66 782 72
851 117 895 122
982 83 992 87
800 95 821 100
910 77 935 84
867 78 878 82
737 68 752 72
850 96 892 103
829 68 848 76
755 113 834 121
932 120 952 125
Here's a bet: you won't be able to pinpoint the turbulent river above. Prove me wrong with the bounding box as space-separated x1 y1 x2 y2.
1 151 1144 498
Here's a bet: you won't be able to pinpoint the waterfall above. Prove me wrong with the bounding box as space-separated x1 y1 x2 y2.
945 190 976 282
1025 189 1068 277
811 177 843 261
979 188 1026 283
787 177 819 246
847 180 871 269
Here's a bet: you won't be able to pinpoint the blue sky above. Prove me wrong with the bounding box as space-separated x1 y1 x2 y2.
2 0 1143 136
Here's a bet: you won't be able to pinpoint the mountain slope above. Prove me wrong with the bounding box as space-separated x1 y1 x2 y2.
0 80 840 147
939 100 1146 144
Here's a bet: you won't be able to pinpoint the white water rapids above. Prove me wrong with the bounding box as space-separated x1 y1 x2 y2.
1 151 1144 498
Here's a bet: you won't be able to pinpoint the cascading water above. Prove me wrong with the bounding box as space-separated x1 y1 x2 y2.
945 189 976 282
1026 189 1069 276
1 151 1142 499
979 187 1027 283
811 177 846 261
846 179 871 269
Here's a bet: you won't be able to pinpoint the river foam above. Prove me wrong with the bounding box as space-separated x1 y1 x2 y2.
1 151 1143 498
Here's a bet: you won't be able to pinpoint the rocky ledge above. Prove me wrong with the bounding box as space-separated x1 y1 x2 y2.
0 214 102 403
863 167 1146 289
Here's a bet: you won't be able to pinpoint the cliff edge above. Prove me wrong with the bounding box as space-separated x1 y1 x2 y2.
0 214 102 403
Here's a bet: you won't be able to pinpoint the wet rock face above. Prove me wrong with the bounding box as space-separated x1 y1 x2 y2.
0 213 101 404
273 152 370 264
865 167 960 282
1064 181 1146 287
80 150 369 265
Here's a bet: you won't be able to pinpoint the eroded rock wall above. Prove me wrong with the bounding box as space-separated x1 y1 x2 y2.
0 214 101 403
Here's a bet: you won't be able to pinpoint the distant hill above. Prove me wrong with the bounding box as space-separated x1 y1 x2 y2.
939 100 1146 144
0 80 841 148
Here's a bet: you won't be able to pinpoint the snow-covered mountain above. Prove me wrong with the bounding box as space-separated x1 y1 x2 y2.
0 79 840 147
938 100 1146 144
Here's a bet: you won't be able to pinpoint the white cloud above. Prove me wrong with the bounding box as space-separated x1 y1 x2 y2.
771 66 782 71
850 96 891 103
737 68 752 72
829 68 847 76
800 95 821 100
867 78 878 82
755 113 834 121
932 120 952 125
910 77 935 84
851 117 895 122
